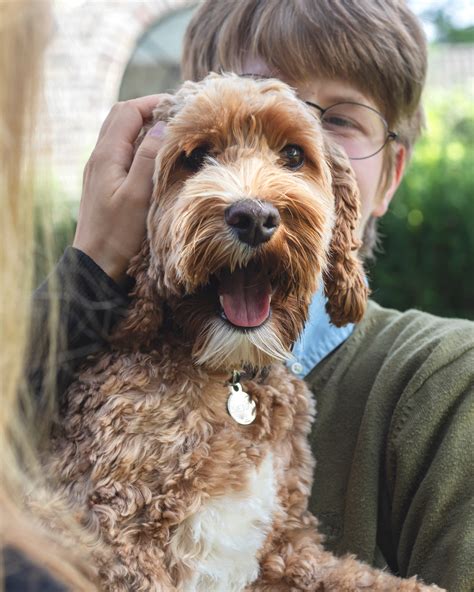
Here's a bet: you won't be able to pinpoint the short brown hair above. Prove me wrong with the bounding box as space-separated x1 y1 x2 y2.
182 0 427 152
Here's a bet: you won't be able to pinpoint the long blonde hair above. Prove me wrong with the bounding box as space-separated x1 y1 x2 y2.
0 2 95 588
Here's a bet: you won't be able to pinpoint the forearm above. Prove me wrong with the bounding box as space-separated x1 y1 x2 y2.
28 247 130 407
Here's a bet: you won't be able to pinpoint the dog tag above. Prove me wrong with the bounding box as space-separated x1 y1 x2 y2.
227 382 256 425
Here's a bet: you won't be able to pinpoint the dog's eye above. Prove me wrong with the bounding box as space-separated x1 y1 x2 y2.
280 144 305 170
184 145 210 172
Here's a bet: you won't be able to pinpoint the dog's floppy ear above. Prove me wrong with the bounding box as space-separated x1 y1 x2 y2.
137 79 204 141
323 142 369 326
134 93 179 144
137 81 204 197
111 240 164 349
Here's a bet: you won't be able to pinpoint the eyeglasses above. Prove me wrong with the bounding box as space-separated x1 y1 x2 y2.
305 101 398 160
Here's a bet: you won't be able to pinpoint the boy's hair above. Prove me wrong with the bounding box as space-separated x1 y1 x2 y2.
182 0 427 153
182 0 427 256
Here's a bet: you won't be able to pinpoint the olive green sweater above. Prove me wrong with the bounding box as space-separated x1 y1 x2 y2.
307 301 474 591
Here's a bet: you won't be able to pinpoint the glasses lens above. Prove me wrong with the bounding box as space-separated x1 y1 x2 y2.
320 103 388 159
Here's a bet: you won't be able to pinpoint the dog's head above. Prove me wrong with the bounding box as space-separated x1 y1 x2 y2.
116 73 368 370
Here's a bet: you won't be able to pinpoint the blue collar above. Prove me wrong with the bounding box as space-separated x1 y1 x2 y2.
286 285 354 377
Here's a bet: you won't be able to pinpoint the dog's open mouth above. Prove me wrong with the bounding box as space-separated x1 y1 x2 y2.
216 262 272 329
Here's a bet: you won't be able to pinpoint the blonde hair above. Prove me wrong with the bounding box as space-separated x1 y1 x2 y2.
183 0 426 150
0 2 95 588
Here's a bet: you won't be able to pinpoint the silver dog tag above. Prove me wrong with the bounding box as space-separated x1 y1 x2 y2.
227 382 256 425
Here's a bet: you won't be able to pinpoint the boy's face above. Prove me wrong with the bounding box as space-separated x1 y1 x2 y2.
240 57 406 240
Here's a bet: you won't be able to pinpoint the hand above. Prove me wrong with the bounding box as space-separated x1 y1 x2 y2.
73 95 167 284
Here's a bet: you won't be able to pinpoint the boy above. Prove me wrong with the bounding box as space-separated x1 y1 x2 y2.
177 5 474 590
36 1 473 590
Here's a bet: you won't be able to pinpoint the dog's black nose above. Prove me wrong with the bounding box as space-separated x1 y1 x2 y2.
225 199 280 247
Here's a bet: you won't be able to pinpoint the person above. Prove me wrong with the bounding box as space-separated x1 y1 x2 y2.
9 0 473 591
180 4 473 591
1 1 92 589
0 1 166 589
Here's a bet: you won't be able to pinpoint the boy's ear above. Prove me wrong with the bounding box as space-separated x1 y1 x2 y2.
373 145 407 217
324 143 370 326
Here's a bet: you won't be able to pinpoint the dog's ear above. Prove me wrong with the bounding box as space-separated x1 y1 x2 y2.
323 142 369 326
134 93 179 146
111 240 164 349
136 80 204 143
137 81 205 197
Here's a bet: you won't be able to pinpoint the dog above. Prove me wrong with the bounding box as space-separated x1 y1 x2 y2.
50 74 443 591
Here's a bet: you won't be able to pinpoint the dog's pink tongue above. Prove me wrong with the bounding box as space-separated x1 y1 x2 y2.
219 267 271 328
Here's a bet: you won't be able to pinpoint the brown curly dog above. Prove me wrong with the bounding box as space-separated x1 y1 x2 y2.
50 74 443 592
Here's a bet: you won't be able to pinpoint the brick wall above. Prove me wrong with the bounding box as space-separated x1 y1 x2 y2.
42 0 193 200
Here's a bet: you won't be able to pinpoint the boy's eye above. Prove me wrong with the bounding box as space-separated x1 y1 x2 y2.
323 115 357 129
184 145 210 172
280 144 305 170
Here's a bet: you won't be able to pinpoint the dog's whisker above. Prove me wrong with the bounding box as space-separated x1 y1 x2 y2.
193 318 290 368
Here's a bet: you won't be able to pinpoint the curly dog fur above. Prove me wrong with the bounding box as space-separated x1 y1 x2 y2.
50 74 442 591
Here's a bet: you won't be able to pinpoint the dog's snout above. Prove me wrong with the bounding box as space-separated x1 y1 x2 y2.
225 199 280 247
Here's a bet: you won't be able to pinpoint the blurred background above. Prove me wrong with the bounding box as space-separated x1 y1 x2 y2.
37 0 473 319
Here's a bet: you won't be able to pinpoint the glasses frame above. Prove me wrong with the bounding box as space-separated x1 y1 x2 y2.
305 100 398 160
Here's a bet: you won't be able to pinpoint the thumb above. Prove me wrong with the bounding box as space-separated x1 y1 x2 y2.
122 121 167 204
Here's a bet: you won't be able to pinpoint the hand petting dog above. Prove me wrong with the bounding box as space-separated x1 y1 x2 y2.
73 94 167 284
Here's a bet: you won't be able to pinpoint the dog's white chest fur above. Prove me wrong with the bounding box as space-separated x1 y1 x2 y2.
172 453 276 592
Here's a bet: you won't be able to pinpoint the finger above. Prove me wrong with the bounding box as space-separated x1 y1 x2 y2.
131 94 168 118
96 94 165 145
118 122 167 207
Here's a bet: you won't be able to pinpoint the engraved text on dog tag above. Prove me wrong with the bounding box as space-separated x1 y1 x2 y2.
227 382 256 425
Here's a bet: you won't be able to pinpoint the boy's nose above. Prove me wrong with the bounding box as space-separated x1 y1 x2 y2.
225 199 280 247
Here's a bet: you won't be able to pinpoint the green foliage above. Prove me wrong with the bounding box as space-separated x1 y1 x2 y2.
368 91 474 319
424 7 474 44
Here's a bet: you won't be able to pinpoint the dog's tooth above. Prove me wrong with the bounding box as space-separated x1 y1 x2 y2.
219 295 225 309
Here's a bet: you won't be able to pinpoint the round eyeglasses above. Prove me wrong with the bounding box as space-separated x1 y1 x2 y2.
305 101 398 160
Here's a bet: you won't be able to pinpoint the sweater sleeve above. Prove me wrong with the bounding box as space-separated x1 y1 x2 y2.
28 247 130 407
387 341 474 591
3 547 66 592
